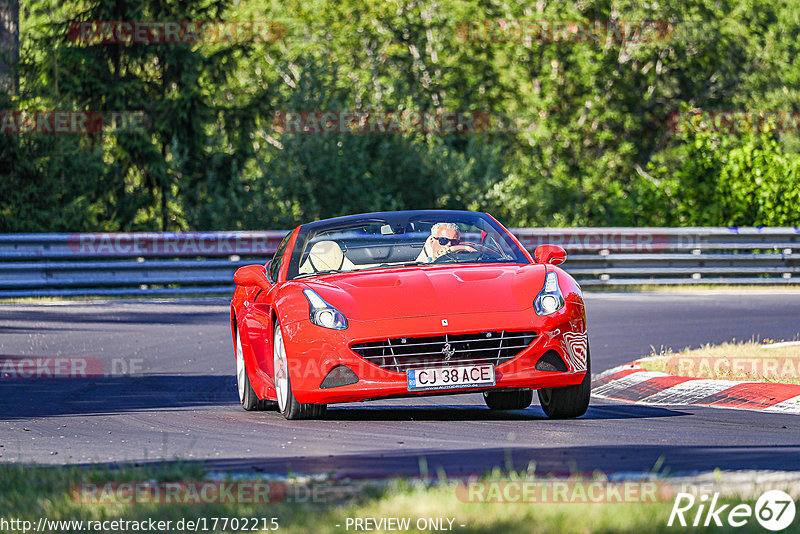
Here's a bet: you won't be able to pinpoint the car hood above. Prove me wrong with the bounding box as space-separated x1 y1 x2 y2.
301 263 546 321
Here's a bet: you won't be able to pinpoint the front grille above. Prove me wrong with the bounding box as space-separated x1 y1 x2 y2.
351 330 537 373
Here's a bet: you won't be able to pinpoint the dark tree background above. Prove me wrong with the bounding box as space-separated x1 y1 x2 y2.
1 0 799 231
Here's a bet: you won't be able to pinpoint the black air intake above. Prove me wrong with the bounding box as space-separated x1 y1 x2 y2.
535 350 568 372
320 365 359 388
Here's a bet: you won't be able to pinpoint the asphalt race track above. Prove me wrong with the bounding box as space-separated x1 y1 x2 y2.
1 292 799 478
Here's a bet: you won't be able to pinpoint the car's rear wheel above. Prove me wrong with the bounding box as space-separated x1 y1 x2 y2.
273 323 327 420
483 389 533 410
235 326 277 411
537 349 591 419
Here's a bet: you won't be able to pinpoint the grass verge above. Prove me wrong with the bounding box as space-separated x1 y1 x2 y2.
1 463 798 533
640 340 800 384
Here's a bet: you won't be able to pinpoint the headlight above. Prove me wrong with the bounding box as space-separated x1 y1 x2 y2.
534 272 565 315
303 289 348 329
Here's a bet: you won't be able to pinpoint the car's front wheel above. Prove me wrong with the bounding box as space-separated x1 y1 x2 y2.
483 389 533 410
235 326 277 411
273 323 327 420
537 349 591 419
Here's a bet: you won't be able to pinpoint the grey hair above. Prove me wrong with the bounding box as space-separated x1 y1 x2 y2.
431 222 460 236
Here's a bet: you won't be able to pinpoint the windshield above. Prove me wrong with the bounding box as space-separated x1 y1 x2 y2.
286 211 529 280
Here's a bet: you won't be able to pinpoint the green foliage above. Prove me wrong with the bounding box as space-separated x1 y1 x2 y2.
648 131 800 226
2 0 799 231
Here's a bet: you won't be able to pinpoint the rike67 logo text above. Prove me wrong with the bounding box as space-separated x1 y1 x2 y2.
668 490 796 531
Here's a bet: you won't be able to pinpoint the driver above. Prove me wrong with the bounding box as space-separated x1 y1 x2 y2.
419 222 475 263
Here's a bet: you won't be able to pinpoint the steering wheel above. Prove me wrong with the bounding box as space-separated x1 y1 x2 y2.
431 249 475 264
432 242 507 264
461 241 504 257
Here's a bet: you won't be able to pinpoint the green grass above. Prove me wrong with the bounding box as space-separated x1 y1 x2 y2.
1 463 797 533
640 339 800 383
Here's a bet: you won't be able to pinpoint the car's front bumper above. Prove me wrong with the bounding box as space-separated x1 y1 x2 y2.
277 304 588 405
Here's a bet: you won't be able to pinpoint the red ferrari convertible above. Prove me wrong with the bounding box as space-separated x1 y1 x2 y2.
231 210 589 420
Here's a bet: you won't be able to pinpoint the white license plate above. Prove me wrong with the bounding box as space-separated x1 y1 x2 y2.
407 364 495 391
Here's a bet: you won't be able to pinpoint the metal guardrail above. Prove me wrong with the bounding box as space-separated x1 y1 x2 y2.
513 227 800 287
0 228 798 297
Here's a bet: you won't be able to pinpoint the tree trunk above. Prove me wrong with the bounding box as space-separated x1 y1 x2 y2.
0 0 19 95
161 144 168 232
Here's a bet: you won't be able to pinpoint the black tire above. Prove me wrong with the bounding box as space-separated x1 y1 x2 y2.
273 323 327 420
235 325 277 412
241 366 277 411
537 349 591 419
280 377 328 420
483 389 533 410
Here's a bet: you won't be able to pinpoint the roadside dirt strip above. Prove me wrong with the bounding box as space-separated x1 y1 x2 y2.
592 360 800 414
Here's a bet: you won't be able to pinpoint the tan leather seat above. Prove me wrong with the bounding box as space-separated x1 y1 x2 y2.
299 240 356 274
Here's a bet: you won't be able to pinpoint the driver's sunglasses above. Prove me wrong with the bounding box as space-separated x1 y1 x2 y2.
435 237 460 246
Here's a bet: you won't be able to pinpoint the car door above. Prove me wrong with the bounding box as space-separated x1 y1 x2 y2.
241 231 293 384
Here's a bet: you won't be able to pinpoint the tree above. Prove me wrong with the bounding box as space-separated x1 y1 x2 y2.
0 0 19 94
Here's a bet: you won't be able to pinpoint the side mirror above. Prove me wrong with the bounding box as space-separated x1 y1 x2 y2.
234 264 272 290
534 244 567 265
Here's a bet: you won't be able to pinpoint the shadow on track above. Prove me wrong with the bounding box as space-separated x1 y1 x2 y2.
0 307 228 327
0 375 238 420
0 373 683 422
321 403 685 422
75 443 800 479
